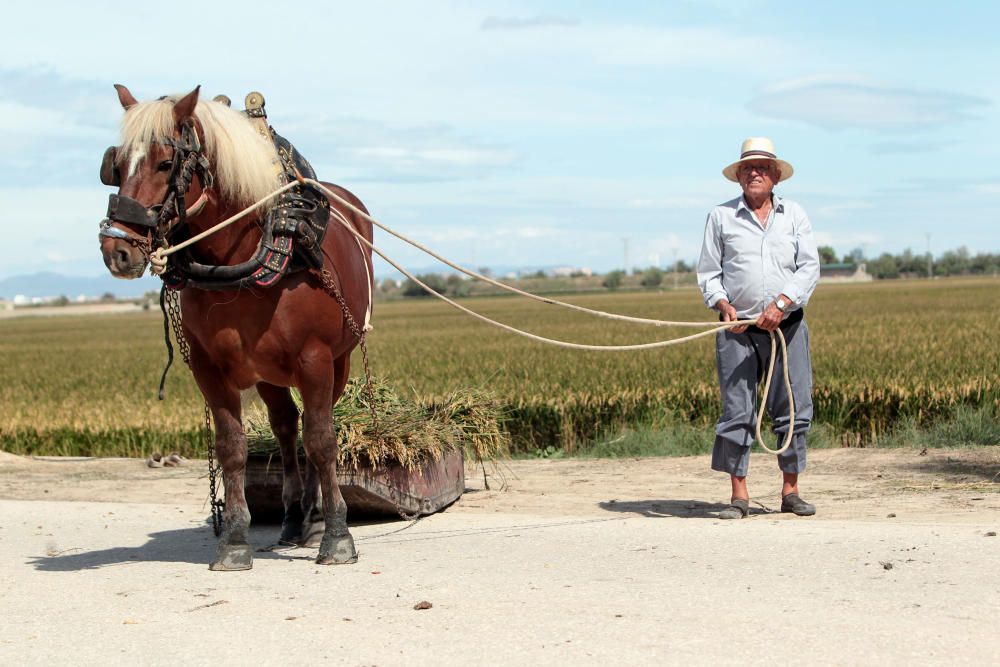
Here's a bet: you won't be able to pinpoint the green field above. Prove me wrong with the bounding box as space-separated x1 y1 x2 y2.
1 277 997 456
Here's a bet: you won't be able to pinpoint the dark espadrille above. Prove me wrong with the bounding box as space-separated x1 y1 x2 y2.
719 498 750 520
780 493 816 516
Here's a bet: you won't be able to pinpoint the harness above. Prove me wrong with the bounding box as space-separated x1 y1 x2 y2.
98 92 331 292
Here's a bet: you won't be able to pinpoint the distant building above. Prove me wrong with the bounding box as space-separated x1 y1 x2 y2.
551 266 593 278
820 262 872 283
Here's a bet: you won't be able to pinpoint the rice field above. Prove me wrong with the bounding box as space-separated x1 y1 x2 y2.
0 276 997 456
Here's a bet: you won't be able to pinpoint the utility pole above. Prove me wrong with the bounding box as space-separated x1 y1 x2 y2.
622 237 629 273
925 233 933 279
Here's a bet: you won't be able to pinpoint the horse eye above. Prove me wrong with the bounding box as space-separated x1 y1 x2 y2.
157 160 172 172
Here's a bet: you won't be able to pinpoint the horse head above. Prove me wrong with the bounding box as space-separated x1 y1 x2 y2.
99 84 213 279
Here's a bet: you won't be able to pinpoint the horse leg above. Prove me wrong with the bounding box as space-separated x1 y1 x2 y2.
198 377 254 571
256 382 305 545
300 354 352 548
185 339 254 571
300 351 357 565
300 461 324 548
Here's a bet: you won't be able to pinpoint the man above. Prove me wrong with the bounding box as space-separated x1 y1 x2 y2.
697 137 820 519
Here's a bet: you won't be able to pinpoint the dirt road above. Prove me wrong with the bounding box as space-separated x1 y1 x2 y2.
1 448 997 665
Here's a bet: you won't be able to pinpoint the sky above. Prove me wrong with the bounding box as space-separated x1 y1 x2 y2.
1 0 998 282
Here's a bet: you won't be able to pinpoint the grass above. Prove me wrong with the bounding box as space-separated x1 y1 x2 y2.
879 404 1000 450
566 405 999 460
1 276 997 457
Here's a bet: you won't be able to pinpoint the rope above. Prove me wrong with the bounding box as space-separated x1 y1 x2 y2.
755 329 794 455
324 188 734 328
149 181 301 274
147 179 795 455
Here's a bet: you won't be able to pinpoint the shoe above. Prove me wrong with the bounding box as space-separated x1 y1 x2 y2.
719 498 749 520
780 493 816 516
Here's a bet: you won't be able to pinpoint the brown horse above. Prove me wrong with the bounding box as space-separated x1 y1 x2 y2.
99 85 374 570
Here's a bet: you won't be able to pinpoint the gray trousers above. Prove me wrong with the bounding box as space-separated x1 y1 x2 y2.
711 317 813 476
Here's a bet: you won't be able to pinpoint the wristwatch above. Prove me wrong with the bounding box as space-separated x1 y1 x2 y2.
775 296 789 312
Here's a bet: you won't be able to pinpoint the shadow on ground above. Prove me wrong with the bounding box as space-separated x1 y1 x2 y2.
28 512 412 572
900 455 1000 483
598 499 773 519
27 524 316 571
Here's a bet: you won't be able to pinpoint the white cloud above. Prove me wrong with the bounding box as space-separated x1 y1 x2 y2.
477 22 789 72
278 115 519 183
627 196 711 209
0 186 110 277
0 100 103 139
749 76 989 130
813 200 875 218
352 145 517 170
869 140 949 154
481 15 579 30
813 231 880 249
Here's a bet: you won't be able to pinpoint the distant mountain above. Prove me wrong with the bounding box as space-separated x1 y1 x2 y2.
0 272 162 300
0 263 593 300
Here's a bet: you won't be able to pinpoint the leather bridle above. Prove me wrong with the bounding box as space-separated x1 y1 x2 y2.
98 120 214 262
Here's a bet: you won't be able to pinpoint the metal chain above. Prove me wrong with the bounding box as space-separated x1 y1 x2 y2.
164 289 224 536
314 268 379 434
164 290 190 365
204 403 223 536
119 230 153 262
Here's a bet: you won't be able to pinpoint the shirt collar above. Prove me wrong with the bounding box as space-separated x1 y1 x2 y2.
737 193 784 214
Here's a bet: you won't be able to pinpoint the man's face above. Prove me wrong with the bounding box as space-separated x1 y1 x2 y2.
737 160 778 200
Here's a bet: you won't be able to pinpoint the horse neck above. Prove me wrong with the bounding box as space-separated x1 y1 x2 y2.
185 192 263 265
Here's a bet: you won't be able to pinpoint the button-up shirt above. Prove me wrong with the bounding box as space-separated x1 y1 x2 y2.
697 194 819 318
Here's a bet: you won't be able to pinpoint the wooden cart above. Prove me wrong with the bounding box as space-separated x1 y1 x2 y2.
244 449 465 521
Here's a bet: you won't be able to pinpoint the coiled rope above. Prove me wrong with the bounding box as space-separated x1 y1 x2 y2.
149 179 794 455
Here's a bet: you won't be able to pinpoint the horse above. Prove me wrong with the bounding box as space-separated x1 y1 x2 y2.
98 85 374 570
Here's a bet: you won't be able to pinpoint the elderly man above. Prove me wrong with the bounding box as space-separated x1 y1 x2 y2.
697 137 820 519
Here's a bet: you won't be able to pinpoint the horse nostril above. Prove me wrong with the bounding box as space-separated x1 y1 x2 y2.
115 248 131 268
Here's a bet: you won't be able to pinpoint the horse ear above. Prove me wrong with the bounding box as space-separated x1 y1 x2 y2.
173 86 201 123
114 83 138 109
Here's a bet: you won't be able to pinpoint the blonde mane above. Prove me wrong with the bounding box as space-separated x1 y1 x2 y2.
118 94 282 210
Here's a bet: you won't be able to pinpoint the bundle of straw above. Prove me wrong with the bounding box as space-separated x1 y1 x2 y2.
244 377 509 469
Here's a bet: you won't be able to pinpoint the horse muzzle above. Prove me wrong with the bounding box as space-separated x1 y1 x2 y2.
100 227 149 279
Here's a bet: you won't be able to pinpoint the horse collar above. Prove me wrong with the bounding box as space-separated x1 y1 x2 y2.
159 131 331 292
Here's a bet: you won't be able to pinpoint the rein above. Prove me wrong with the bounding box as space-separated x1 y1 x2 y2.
147 177 797 457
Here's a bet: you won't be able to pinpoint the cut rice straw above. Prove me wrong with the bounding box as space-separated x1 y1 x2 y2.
244 377 510 470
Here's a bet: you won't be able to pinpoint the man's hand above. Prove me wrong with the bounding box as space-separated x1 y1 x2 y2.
756 294 790 332
716 299 748 334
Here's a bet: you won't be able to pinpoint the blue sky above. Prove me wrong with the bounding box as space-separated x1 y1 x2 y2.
1 0 998 281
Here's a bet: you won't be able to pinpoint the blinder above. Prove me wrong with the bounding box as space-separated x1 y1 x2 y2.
100 146 120 187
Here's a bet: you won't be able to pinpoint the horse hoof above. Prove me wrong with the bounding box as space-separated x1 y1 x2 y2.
209 543 254 571
300 520 325 549
279 523 303 547
316 534 358 565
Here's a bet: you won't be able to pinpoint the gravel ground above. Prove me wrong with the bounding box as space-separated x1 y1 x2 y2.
0 448 997 665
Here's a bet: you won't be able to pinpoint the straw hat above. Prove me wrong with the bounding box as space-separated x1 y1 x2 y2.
722 137 794 183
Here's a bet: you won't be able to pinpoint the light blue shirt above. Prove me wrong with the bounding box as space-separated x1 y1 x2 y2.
697 194 819 318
